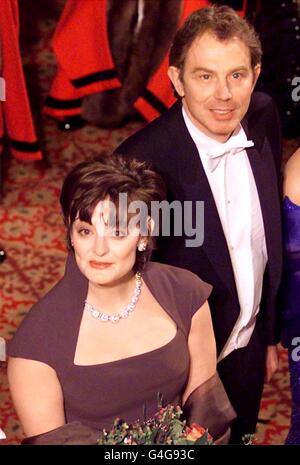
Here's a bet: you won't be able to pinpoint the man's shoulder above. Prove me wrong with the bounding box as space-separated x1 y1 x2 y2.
116 101 182 155
250 91 273 106
244 91 281 141
247 91 276 118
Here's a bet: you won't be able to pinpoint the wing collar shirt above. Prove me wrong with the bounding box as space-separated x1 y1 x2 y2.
182 106 268 362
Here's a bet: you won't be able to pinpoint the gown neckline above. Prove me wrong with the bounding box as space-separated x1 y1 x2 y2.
283 195 300 209
72 262 182 369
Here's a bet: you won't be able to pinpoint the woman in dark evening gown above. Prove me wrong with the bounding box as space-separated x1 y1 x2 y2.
282 148 300 444
7 155 235 444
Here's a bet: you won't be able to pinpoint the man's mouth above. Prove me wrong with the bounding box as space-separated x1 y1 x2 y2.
210 109 235 119
211 109 234 114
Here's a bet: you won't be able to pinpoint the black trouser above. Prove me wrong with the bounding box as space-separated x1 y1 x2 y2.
217 320 267 444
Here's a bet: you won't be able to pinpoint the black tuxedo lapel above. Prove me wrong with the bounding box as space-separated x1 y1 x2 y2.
165 103 238 301
242 118 282 289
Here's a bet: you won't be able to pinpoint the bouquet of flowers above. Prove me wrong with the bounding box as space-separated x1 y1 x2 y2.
19 405 254 446
97 404 214 445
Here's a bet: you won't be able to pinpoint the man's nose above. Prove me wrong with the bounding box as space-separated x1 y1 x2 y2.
214 78 232 100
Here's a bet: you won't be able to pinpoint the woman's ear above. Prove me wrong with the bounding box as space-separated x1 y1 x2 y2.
69 229 74 248
137 217 155 251
137 241 147 252
148 217 155 236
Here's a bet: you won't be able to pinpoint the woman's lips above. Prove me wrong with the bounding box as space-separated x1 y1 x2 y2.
89 261 112 269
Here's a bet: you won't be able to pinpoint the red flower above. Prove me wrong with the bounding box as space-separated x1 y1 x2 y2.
185 423 212 442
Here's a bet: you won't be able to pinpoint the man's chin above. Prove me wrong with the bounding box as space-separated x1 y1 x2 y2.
212 120 240 139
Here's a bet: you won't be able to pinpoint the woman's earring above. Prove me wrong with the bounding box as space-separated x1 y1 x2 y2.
138 242 147 252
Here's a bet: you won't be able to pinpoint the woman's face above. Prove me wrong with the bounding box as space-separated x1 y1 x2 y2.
71 200 142 287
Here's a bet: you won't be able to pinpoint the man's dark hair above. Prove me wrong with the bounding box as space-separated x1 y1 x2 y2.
169 5 262 76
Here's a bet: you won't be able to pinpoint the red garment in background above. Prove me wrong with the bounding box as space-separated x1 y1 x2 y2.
44 0 247 123
134 0 211 122
0 0 42 161
43 0 121 120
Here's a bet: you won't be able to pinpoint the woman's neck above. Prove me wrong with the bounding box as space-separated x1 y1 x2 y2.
87 270 137 314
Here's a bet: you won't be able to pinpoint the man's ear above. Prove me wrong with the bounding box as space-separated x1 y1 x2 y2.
251 64 261 91
168 66 185 98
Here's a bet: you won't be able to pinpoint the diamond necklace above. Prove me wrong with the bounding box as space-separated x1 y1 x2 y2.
84 272 142 324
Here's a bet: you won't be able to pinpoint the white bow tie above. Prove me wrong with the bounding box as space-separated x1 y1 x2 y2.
206 139 254 172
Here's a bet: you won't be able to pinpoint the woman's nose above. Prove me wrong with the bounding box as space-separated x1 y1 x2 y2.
93 233 109 255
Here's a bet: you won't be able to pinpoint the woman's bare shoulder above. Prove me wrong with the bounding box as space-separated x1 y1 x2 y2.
285 148 300 172
284 148 300 204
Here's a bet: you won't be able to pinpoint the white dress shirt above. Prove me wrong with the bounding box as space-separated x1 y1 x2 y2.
182 107 268 361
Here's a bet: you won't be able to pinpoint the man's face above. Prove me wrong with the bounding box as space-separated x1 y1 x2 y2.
168 32 261 142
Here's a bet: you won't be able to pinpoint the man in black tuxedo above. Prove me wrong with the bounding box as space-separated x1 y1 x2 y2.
116 6 282 443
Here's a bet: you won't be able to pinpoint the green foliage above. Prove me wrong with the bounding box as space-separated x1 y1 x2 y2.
97 404 213 445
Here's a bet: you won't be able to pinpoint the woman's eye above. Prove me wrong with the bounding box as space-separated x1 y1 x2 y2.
111 229 127 238
112 230 122 237
78 228 91 236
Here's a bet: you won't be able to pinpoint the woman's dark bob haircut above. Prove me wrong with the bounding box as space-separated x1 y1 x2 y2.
60 154 166 272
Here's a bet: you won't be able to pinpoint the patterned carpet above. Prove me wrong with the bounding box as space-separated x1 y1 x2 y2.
0 0 299 445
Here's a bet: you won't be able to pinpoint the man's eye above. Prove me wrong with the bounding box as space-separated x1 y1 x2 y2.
232 72 241 79
200 74 211 80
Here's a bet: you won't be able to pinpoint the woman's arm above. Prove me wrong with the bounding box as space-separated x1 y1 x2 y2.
7 357 65 436
182 301 217 405
181 301 235 443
